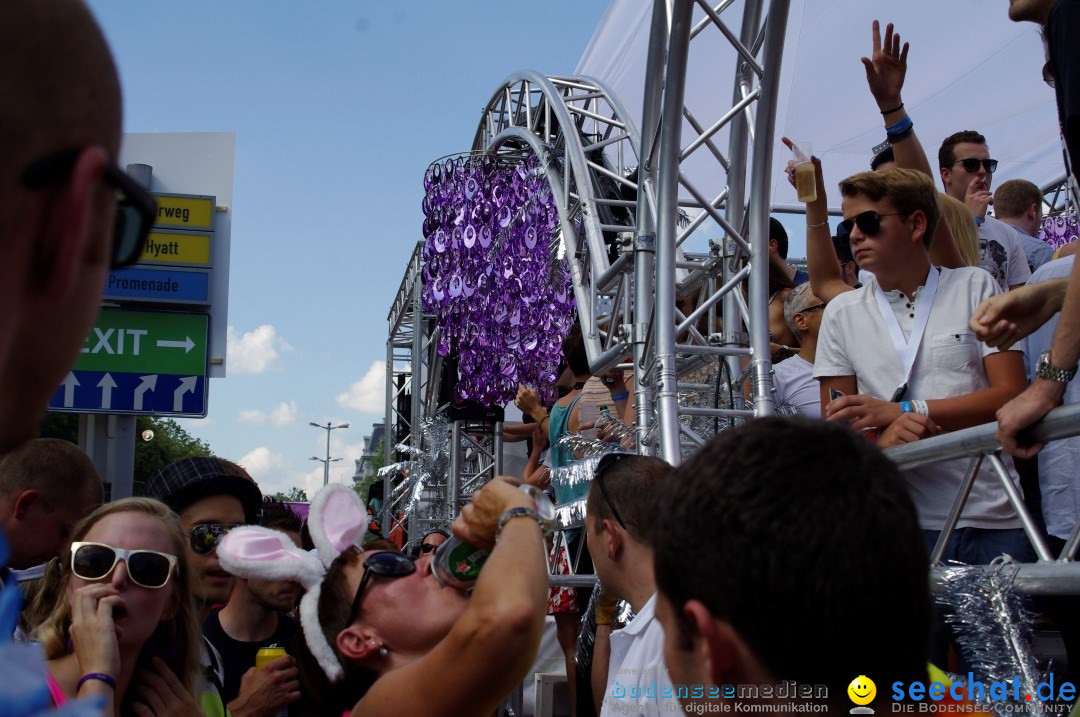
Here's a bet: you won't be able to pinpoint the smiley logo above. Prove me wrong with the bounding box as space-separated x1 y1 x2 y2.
847 675 876 706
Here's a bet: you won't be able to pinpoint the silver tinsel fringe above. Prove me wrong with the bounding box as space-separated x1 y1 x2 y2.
935 556 1049 714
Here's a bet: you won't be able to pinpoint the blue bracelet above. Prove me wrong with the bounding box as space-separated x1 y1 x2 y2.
611 390 629 401
900 401 913 414
885 115 912 136
77 673 117 691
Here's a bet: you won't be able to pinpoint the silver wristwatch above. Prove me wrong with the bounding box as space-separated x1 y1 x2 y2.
1036 350 1078 384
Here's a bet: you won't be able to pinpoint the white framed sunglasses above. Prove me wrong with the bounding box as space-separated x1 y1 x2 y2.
70 541 178 589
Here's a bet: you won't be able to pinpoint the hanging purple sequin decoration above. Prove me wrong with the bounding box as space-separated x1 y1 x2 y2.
421 153 575 406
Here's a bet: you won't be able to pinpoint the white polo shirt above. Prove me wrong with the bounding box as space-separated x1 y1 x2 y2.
814 266 1023 530
600 593 685 717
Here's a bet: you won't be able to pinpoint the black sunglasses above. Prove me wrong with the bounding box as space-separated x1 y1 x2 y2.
837 211 909 238
952 158 998 174
594 453 631 529
420 543 439 554
349 551 416 623
21 148 157 268
798 303 827 314
189 523 241 555
71 541 177 589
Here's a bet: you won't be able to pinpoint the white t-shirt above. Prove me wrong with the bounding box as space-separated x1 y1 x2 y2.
1021 256 1080 540
600 594 685 717
772 355 821 418
979 217 1031 291
814 266 1023 530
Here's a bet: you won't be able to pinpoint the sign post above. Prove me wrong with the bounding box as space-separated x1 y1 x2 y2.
56 133 234 500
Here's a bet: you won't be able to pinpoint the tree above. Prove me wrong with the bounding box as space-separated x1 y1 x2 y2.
270 487 309 502
39 413 212 495
132 417 211 490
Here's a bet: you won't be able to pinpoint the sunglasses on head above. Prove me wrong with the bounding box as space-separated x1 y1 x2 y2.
348 551 416 623
189 523 241 555
952 158 998 174
798 303 827 314
594 452 631 529
71 541 177 589
837 211 909 238
20 147 157 268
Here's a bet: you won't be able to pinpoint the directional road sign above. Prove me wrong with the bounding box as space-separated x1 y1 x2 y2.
48 309 209 417
104 266 211 305
137 229 211 267
152 193 215 231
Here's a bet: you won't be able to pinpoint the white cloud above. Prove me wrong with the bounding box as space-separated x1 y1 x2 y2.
336 361 385 414
237 401 298 427
238 446 358 502
227 324 293 374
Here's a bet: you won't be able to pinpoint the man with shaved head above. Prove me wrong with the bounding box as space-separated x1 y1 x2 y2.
0 0 131 452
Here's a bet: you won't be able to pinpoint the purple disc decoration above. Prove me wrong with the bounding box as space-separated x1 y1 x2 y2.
421 153 575 406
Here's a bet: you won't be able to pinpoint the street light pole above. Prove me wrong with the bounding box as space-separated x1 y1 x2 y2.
309 421 350 486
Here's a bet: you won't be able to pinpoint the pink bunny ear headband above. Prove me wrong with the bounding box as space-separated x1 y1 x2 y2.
218 483 370 682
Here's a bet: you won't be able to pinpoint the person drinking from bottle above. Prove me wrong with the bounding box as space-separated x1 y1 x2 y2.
36 498 204 715
219 478 549 717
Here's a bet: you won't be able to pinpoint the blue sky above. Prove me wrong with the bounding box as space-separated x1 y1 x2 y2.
86 0 608 498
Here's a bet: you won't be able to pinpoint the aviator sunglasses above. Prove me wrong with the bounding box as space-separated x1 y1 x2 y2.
837 211 909 238
20 147 157 268
71 541 177 589
952 158 998 174
349 551 417 623
189 523 241 555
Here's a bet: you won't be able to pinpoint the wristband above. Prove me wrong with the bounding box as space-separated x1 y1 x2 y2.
539 414 550 428
880 102 904 115
807 219 829 230
887 125 915 144
885 115 912 135
495 507 542 541
77 673 117 691
899 401 913 414
912 400 929 417
610 390 629 401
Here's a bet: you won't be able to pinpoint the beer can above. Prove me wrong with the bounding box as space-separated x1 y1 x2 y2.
255 645 287 669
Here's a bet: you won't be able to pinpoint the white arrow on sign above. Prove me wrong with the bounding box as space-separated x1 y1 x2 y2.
173 376 197 412
157 336 196 353
97 373 117 410
134 375 158 411
61 372 80 408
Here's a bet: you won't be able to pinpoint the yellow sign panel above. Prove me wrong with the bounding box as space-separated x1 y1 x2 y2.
138 230 211 267
152 193 215 230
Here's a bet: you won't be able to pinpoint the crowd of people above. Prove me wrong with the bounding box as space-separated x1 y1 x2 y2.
1 0 1079 716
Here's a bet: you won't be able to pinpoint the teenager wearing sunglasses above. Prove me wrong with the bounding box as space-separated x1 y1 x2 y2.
417 529 449 556
939 130 1031 292
812 168 1032 667
36 498 203 714
147 456 298 717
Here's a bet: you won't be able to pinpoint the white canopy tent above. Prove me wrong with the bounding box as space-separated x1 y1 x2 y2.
575 0 1062 217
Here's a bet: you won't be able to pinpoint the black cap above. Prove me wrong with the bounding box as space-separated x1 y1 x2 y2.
146 456 262 524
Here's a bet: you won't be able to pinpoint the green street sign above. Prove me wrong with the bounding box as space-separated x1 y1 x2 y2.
75 309 208 376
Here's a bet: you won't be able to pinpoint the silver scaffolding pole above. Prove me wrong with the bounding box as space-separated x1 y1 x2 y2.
647 0 789 464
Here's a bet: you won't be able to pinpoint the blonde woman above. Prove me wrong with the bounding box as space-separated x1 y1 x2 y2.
938 192 981 267
37 498 203 715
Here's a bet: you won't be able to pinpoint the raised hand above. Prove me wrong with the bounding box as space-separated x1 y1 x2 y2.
861 20 909 111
